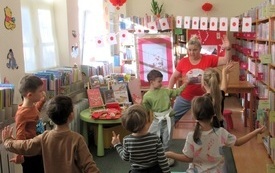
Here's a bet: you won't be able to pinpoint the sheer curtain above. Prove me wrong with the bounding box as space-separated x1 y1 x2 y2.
21 0 58 72
78 0 111 65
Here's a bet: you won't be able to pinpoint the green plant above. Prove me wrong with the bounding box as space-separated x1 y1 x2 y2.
151 0 163 16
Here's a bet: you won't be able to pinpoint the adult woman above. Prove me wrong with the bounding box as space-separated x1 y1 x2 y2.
168 35 231 123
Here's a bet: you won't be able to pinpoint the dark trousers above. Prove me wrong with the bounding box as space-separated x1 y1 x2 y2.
129 164 162 173
22 155 44 173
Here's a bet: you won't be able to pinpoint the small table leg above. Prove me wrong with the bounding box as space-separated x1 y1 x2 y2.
81 121 89 145
97 124 104 156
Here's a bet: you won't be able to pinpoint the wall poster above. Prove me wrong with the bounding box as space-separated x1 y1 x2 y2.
135 33 174 89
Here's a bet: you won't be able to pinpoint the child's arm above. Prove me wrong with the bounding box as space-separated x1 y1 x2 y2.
168 81 188 98
220 61 234 93
165 151 193 162
234 125 266 146
35 91 47 111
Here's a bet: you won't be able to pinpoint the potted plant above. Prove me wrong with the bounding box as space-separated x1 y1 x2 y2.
151 0 163 17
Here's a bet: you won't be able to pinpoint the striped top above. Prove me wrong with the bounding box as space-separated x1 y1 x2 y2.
114 133 170 173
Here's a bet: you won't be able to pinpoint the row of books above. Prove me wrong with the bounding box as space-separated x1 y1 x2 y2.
0 84 16 124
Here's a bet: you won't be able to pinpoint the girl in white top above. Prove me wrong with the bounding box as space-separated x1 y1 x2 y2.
166 95 265 173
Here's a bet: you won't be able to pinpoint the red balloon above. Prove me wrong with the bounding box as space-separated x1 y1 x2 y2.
202 2 213 12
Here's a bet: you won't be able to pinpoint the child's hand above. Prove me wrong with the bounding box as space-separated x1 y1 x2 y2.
222 61 234 75
133 94 142 104
41 91 47 101
257 125 266 134
10 154 24 164
111 131 121 146
165 151 173 158
1 126 13 142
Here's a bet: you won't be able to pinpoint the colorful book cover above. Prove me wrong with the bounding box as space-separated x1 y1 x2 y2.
103 90 115 103
111 83 129 104
87 88 104 108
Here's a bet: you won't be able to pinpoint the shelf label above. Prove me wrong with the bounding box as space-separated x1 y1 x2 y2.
270 111 275 122
258 100 270 109
253 51 259 59
260 54 272 64
270 138 275 149
267 5 275 17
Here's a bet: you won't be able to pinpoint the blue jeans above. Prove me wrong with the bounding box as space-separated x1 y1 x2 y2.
173 96 191 123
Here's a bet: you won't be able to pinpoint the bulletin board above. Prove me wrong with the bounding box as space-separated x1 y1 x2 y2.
187 30 226 56
135 33 174 89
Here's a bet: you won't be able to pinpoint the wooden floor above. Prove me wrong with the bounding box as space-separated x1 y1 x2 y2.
172 96 273 173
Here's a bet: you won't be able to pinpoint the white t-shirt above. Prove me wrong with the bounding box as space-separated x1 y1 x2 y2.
183 128 237 173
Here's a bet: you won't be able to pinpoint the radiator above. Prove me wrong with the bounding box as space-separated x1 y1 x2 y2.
0 143 15 173
70 98 89 133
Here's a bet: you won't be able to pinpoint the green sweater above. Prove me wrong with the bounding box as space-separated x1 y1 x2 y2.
142 85 185 115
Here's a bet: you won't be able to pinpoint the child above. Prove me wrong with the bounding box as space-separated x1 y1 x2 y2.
12 75 47 173
202 62 234 127
139 69 188 166
2 95 100 173
165 95 265 173
111 104 170 173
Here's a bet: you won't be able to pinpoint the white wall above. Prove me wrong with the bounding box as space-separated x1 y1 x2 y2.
0 0 25 104
125 0 265 17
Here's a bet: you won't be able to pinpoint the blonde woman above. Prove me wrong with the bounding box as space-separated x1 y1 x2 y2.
168 35 231 123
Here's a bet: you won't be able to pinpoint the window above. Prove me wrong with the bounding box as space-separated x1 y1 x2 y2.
21 0 58 72
78 0 111 65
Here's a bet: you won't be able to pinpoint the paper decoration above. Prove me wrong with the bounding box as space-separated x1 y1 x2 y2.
258 100 270 109
242 17 252 32
95 36 104 47
219 17 228 31
135 26 144 34
200 17 208 30
209 17 218 31
270 111 275 122
192 17 199 30
176 16 183 28
147 21 158 32
107 33 117 45
159 18 170 30
184 16 191 29
119 30 129 43
230 17 239 32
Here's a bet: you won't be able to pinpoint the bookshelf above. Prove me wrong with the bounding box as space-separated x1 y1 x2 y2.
234 0 275 164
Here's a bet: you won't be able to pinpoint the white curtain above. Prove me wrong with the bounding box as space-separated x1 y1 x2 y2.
21 0 59 72
78 0 111 65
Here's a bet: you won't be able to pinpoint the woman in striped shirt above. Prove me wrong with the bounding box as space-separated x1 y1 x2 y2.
112 104 170 173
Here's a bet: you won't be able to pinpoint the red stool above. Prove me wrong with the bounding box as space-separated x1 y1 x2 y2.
223 109 233 130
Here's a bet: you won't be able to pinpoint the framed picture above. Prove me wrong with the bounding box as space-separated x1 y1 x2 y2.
187 30 226 56
135 33 174 88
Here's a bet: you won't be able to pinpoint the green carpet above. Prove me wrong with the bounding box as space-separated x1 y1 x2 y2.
89 139 236 173
89 139 188 173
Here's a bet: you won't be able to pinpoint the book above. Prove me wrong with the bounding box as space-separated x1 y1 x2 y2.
111 83 129 104
103 90 116 103
128 78 142 104
87 88 104 108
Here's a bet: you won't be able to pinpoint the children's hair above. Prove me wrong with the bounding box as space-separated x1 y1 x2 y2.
191 95 219 144
203 68 222 121
147 69 163 82
121 104 149 133
19 75 43 97
187 35 202 49
46 96 73 125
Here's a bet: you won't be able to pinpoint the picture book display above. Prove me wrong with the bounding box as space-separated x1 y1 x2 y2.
103 90 116 103
87 88 104 108
111 83 129 104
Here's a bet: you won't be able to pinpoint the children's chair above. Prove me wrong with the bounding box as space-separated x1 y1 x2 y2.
223 109 233 130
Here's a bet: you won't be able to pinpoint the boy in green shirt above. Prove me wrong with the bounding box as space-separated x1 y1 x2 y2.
139 69 188 166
